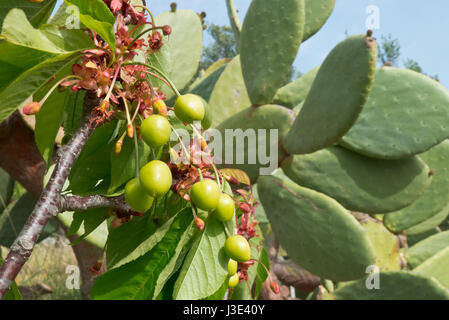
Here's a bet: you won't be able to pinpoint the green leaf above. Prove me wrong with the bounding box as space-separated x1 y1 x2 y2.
0 0 57 31
107 213 174 269
254 247 270 299
69 208 109 246
68 121 117 196
62 91 85 140
240 0 305 105
58 211 108 248
0 168 14 215
0 193 36 247
108 135 150 193
283 34 378 155
173 215 228 300
91 207 194 300
34 59 82 166
64 0 116 51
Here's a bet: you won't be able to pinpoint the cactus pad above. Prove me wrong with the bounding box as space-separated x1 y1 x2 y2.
216 105 296 183
283 34 378 155
273 66 320 109
303 0 335 41
414 247 449 288
359 216 402 271
341 68 449 159
333 272 449 300
240 0 305 105
407 231 449 268
282 146 431 213
155 10 202 93
208 56 251 127
257 175 376 281
384 141 449 232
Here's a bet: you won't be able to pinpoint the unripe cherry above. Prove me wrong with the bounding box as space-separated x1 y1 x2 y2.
190 179 220 211
174 94 205 124
228 273 239 288
213 193 235 222
228 259 238 276
224 235 251 262
140 115 172 148
139 160 172 197
125 178 154 213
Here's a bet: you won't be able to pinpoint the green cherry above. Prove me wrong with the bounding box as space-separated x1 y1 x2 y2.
228 273 239 288
190 179 220 211
174 94 205 123
125 178 154 213
140 115 172 148
213 193 235 222
228 259 238 276
139 160 172 197
224 235 251 262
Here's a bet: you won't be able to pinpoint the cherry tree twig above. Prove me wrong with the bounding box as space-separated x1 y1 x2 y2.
0 92 131 298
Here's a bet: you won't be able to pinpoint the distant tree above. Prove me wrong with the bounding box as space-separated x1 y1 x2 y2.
403 58 423 73
198 23 300 84
201 24 237 70
378 34 401 66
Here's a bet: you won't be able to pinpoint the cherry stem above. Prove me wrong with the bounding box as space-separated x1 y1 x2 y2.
251 258 273 283
122 62 181 97
134 4 156 27
122 96 133 129
133 127 140 178
170 125 191 164
39 75 82 105
105 61 123 102
131 98 141 123
127 26 165 49
197 167 204 181
144 70 172 92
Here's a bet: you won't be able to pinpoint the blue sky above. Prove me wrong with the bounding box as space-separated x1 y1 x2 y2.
55 0 449 88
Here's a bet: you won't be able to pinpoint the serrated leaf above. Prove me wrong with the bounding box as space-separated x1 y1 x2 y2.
64 0 116 51
173 215 228 300
0 0 57 31
91 207 194 300
254 247 270 299
68 121 117 196
69 208 109 246
58 211 108 248
220 168 251 186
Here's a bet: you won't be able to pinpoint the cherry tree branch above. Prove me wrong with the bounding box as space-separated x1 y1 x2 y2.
60 194 133 215
0 92 102 298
